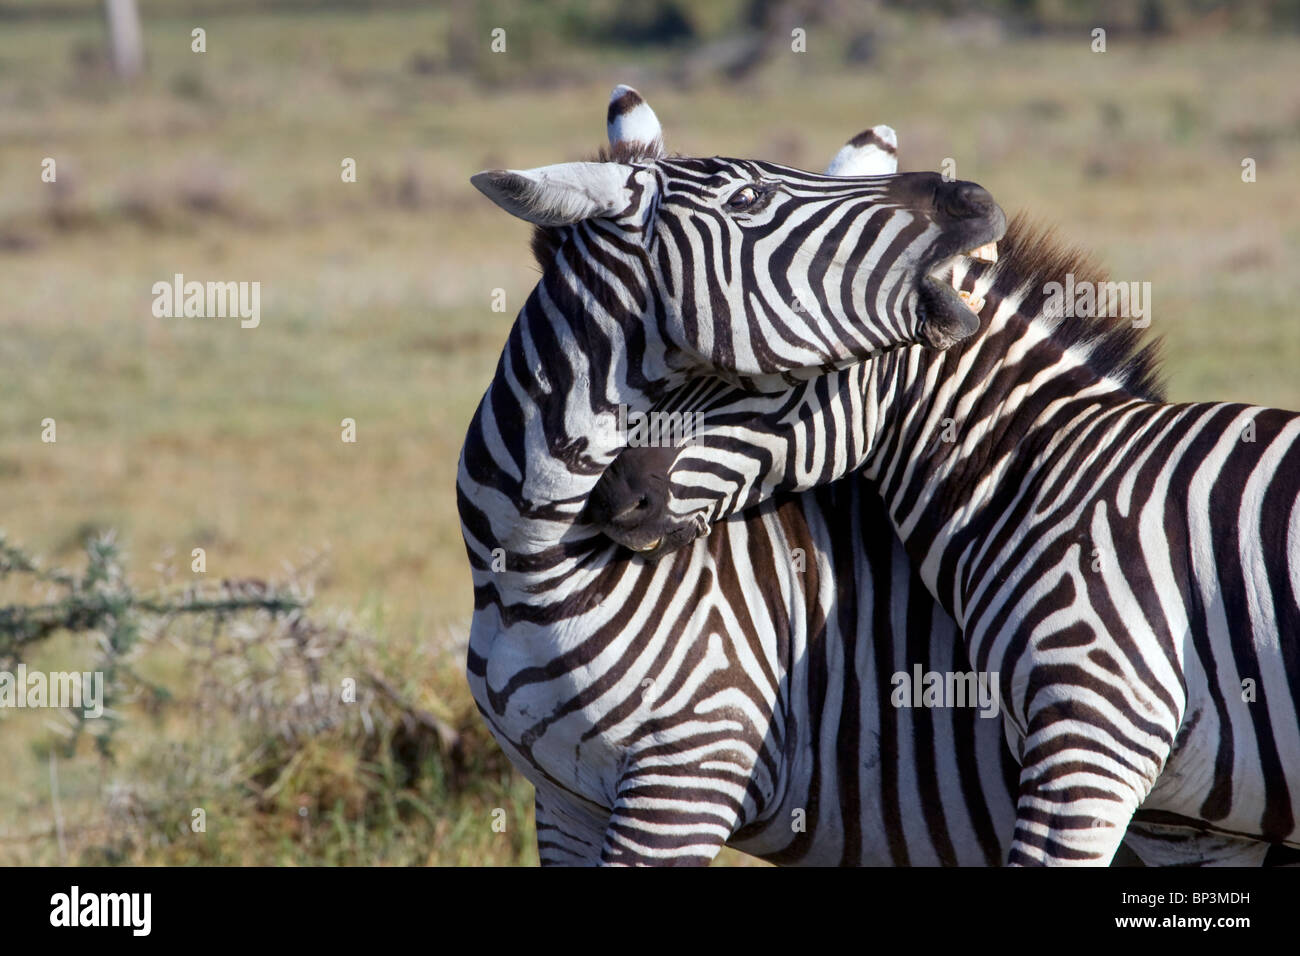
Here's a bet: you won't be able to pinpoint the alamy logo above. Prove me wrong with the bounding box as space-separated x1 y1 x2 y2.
616 405 705 448
0 665 103 718
890 665 1000 719
152 273 261 328
1042 273 1151 328
49 886 151 936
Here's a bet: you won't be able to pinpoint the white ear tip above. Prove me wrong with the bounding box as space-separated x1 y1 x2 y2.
846 125 897 154
607 83 664 157
605 85 650 128
824 123 900 176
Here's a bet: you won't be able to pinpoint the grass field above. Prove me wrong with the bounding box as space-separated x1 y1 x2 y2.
1 5 1298 865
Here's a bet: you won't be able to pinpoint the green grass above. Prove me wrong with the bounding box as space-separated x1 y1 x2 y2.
1 7 1298 866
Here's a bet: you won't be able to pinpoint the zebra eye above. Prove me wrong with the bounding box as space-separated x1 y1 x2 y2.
726 185 761 210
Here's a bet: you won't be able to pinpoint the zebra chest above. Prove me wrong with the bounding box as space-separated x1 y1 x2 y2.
472 631 630 804
471 593 781 817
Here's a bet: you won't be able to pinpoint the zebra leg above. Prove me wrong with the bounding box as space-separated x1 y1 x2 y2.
598 769 743 866
1010 773 1146 866
534 787 608 866
1007 706 1170 866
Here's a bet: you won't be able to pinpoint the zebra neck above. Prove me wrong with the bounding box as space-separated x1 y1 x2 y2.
862 296 1148 624
458 273 678 606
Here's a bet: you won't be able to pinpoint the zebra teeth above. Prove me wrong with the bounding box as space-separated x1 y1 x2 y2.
957 290 986 314
635 539 663 553
969 242 998 264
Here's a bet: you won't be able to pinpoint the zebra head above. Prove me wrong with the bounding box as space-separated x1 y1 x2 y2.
471 86 1006 380
582 112 920 553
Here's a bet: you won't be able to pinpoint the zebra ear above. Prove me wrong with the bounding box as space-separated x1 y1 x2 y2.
607 84 665 159
470 162 637 227
825 125 898 176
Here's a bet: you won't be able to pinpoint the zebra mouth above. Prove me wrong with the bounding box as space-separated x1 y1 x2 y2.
956 242 998 312
916 241 1000 350
598 512 708 558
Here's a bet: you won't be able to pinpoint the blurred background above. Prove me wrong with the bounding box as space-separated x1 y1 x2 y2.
0 0 1298 866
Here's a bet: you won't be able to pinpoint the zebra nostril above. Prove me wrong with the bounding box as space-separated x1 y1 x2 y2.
940 182 995 220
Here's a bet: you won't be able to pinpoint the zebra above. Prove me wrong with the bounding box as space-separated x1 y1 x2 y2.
584 208 1300 864
459 84 1030 864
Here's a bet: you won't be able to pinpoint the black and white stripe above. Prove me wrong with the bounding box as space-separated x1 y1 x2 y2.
459 86 1025 864
589 215 1300 865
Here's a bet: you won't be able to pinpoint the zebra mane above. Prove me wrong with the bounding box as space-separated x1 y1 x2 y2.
974 212 1166 402
529 140 670 273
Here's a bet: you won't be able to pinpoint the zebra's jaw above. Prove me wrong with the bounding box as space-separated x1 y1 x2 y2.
918 273 983 349
918 241 1000 346
957 242 998 314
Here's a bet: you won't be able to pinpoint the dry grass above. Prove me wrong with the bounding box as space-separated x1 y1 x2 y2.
1 7 1297 865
